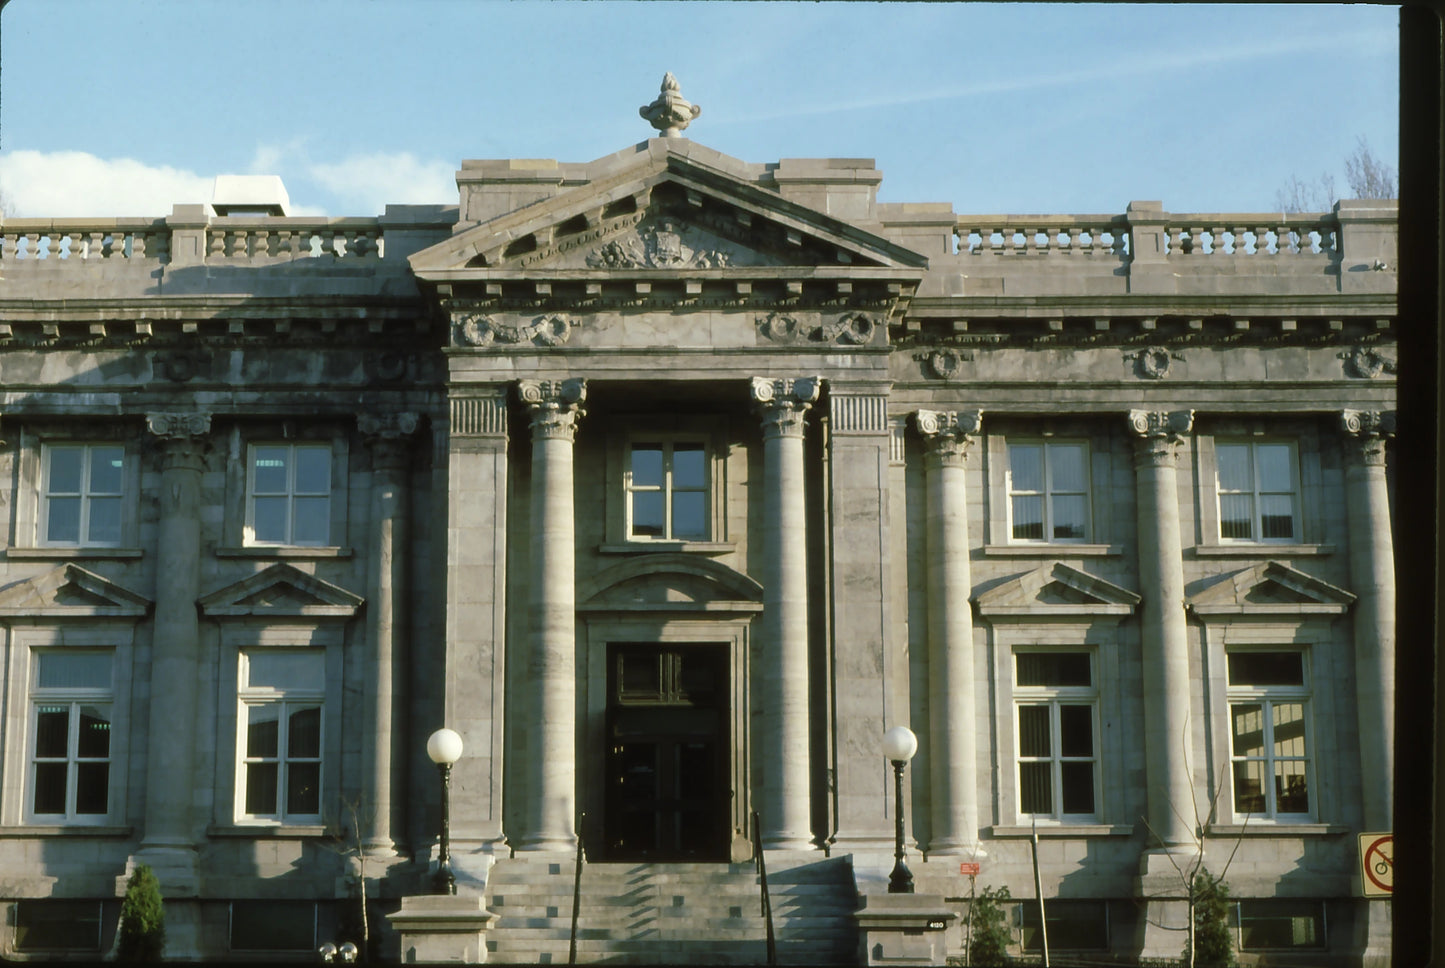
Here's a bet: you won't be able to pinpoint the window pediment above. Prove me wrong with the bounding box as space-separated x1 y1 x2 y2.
199 563 363 620
578 554 762 614
0 563 150 620
976 561 1140 622
1188 560 1354 620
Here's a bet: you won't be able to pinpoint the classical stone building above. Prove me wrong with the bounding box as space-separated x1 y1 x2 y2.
0 79 1396 964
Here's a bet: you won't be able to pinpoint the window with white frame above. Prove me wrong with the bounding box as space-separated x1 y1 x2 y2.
39 444 125 547
245 444 331 546
1007 441 1090 542
1227 650 1312 819
29 650 114 822
625 438 709 541
1014 650 1098 820
237 650 324 822
1215 441 1299 542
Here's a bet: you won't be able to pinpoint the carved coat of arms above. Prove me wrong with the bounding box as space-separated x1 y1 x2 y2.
585 217 734 269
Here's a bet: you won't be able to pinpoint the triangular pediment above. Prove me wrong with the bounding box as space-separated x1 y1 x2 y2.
199 563 363 619
976 561 1141 621
410 146 928 279
578 554 763 614
0 563 151 619
1188 561 1355 619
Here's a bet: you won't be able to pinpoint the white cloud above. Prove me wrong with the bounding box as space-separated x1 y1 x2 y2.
306 152 456 215
0 150 215 217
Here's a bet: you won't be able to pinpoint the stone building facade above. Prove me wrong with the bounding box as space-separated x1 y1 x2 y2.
0 83 1396 964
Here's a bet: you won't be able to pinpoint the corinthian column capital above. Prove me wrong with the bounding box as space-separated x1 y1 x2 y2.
915 409 982 465
518 379 587 441
1128 409 1194 467
751 376 820 439
1341 410 1395 466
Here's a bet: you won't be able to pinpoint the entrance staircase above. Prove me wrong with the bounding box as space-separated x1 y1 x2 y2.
483 855 860 965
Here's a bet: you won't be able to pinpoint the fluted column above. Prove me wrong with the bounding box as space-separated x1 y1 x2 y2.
1128 410 1195 849
516 379 586 852
139 413 211 889
358 412 419 855
751 376 819 850
915 409 982 855
1340 410 1395 832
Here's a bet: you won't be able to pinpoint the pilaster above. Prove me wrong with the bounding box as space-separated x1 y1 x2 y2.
515 379 586 852
750 376 820 850
914 409 982 856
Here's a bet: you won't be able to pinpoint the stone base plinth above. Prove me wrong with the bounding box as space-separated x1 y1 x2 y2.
388 895 496 964
854 893 955 966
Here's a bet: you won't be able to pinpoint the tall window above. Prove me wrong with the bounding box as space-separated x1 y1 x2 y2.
245 444 331 546
29 650 113 822
1216 441 1298 542
1015 650 1098 820
40 444 125 546
1228 651 1311 819
1008 441 1089 542
626 439 708 541
237 650 323 822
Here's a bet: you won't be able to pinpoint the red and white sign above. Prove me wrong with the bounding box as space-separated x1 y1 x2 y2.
959 862 981 876
1358 832 1393 896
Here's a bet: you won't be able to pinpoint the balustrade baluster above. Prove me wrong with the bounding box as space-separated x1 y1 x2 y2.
253 229 271 259
26 232 43 260
208 230 225 260
320 232 337 258
131 230 146 260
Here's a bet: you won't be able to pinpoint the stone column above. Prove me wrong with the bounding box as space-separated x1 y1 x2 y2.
826 385 895 851
358 412 419 856
1340 410 1395 832
750 376 820 850
1127 410 1195 851
515 379 586 852
135 413 209 958
915 409 982 855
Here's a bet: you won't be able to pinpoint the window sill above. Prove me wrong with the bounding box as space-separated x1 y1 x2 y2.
6 547 143 559
987 824 1133 838
0 824 133 837
216 546 352 559
598 541 735 556
1195 544 1333 557
1207 823 1349 836
983 544 1122 557
208 823 328 838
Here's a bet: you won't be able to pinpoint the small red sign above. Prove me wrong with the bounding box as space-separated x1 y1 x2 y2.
959 862 981 876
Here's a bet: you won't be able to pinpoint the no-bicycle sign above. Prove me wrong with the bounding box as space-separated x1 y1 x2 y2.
1358 832 1393 897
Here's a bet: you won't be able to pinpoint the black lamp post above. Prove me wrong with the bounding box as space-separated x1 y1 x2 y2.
426 728 463 895
883 725 918 894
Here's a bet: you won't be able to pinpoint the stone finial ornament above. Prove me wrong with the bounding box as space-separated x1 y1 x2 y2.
640 73 701 137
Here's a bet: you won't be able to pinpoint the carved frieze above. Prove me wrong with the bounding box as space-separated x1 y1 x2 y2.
584 217 736 270
454 312 573 347
751 376 820 439
756 311 879 345
518 379 587 441
1340 346 1397 379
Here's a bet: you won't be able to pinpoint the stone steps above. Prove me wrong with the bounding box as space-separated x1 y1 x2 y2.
484 856 860 965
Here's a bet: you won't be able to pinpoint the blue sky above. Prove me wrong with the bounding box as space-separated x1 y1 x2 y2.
0 1 1399 217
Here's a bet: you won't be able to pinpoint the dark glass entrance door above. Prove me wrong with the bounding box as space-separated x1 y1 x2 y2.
604 644 729 862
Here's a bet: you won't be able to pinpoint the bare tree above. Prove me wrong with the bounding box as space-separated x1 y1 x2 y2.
1277 136 1396 212
321 797 379 962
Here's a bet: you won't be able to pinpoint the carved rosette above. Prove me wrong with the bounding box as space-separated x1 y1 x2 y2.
359 412 421 470
1340 409 1396 466
927 349 964 380
1127 409 1194 466
915 409 982 465
1131 346 1176 380
1341 347 1395 379
519 379 587 441
819 312 877 345
147 412 212 469
454 312 573 348
751 376 820 439
757 313 802 343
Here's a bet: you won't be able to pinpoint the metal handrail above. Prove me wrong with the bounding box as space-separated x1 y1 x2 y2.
569 812 586 965
752 811 777 967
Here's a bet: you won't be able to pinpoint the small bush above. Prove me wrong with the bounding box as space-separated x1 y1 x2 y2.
116 864 166 962
968 885 1013 966
1191 870 1236 968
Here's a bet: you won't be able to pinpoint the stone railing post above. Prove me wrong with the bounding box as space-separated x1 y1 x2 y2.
1127 410 1195 852
1340 410 1396 832
750 376 820 850
165 204 211 268
914 409 982 856
1335 199 1399 293
358 412 420 857
515 379 586 852
1124 201 1170 295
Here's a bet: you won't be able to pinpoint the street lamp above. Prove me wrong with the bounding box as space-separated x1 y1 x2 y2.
883 725 918 894
427 728 463 895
